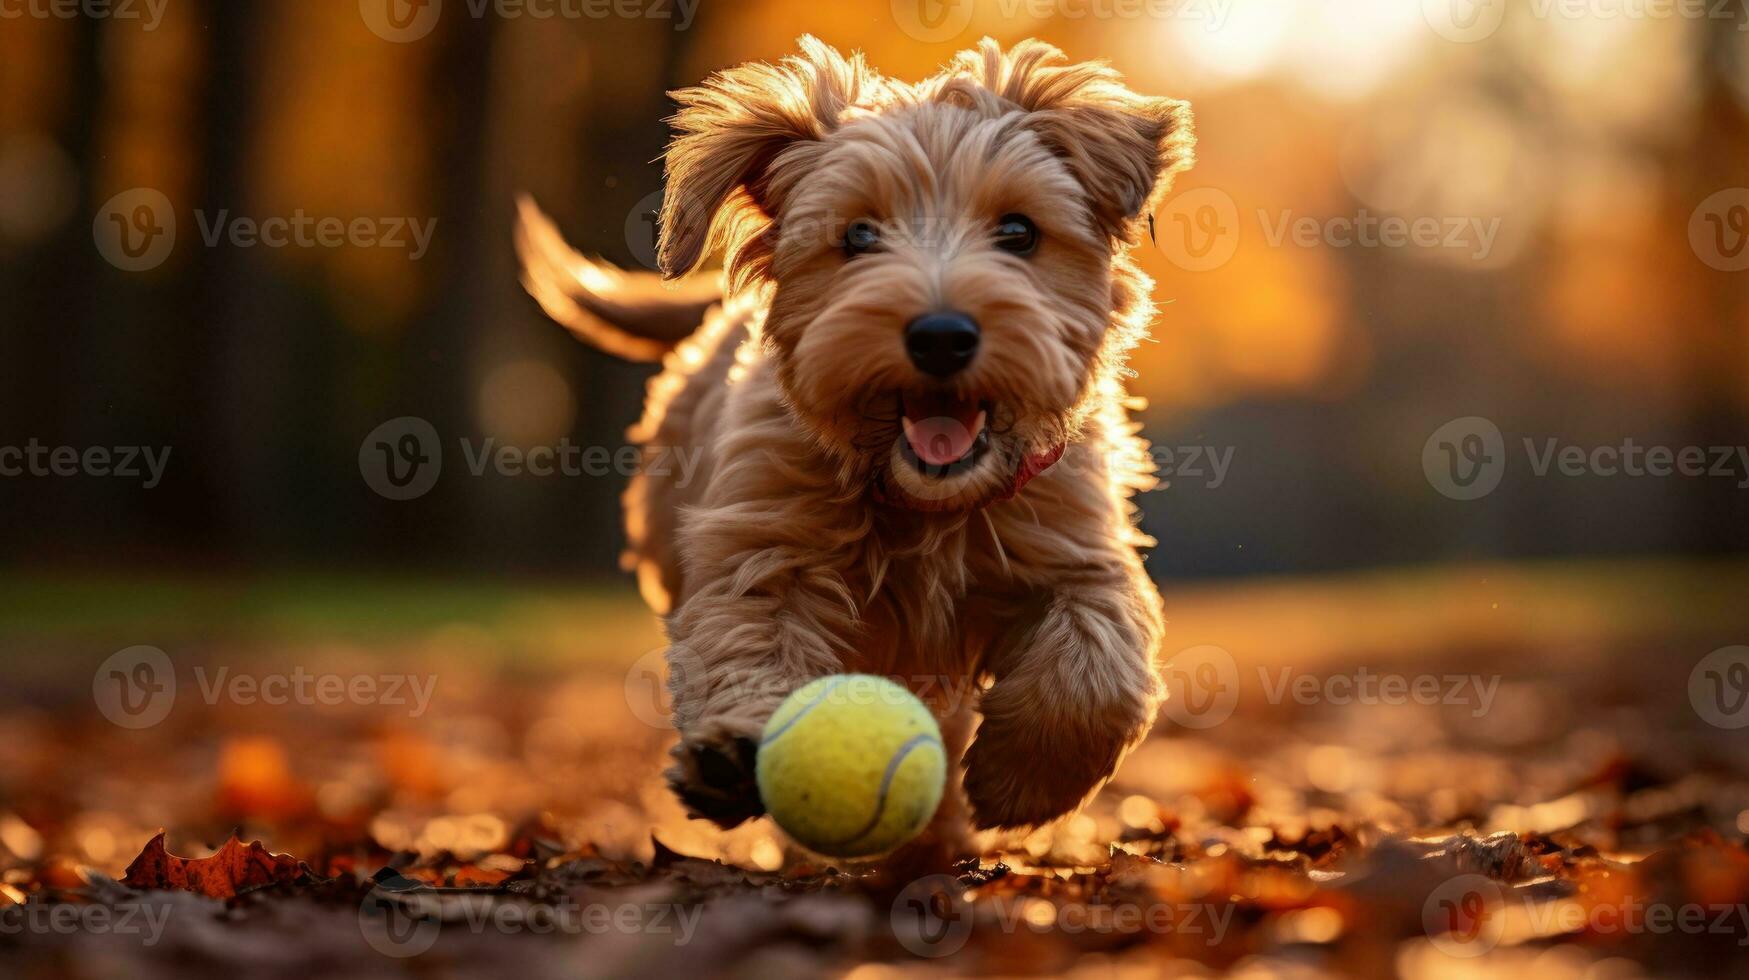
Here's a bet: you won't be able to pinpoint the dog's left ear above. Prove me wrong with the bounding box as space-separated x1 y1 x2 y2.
956 39 1195 243
658 36 874 282
1027 93 1194 242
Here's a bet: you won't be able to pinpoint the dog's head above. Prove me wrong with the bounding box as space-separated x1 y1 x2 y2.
658 37 1193 511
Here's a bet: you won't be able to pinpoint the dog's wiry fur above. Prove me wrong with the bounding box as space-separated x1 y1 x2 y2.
516 37 1192 840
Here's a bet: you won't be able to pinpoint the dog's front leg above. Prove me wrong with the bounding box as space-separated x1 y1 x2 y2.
962 561 1165 829
661 550 852 827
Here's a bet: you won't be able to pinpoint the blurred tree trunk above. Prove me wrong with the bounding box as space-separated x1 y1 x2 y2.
0 18 102 560
191 0 266 557
1676 16 1749 555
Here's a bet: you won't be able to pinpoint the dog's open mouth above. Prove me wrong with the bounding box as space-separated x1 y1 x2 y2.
899 393 990 478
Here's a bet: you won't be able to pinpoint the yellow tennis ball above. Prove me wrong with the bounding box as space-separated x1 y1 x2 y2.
756 674 946 859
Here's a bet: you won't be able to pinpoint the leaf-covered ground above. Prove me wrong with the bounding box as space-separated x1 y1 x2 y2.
3 561 1748 978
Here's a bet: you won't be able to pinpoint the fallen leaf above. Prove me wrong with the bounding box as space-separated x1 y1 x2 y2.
122 832 309 899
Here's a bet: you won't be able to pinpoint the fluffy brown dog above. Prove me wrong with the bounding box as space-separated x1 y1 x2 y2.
517 36 1193 842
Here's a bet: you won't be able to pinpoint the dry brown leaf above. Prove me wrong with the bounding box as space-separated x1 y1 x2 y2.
122 832 309 899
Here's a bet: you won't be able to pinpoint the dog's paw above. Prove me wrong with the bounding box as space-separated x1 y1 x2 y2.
960 676 1144 830
961 727 1110 830
665 722 764 828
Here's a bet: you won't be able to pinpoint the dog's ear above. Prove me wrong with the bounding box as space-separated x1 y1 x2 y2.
954 38 1195 242
1026 93 1194 241
658 36 874 281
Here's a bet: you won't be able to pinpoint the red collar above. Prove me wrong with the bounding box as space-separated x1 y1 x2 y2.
995 443 1066 502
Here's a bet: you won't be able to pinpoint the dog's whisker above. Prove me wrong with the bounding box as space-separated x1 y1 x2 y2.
979 509 1011 578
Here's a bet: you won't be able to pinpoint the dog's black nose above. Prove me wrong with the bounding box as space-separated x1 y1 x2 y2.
905 312 980 377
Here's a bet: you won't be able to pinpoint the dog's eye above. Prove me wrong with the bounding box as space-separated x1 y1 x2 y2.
994 214 1038 255
843 219 881 257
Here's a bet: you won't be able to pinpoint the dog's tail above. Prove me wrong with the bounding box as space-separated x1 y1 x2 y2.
514 194 721 362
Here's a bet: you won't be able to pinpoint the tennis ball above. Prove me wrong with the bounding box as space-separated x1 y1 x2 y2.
755 674 946 858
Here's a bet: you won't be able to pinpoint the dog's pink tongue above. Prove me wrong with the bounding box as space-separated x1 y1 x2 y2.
903 397 984 466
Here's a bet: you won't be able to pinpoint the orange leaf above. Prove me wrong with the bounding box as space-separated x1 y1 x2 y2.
122 832 308 899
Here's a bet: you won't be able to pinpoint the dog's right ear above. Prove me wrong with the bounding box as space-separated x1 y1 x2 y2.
658 36 873 282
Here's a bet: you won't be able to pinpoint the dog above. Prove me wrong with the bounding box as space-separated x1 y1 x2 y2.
516 36 1193 844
